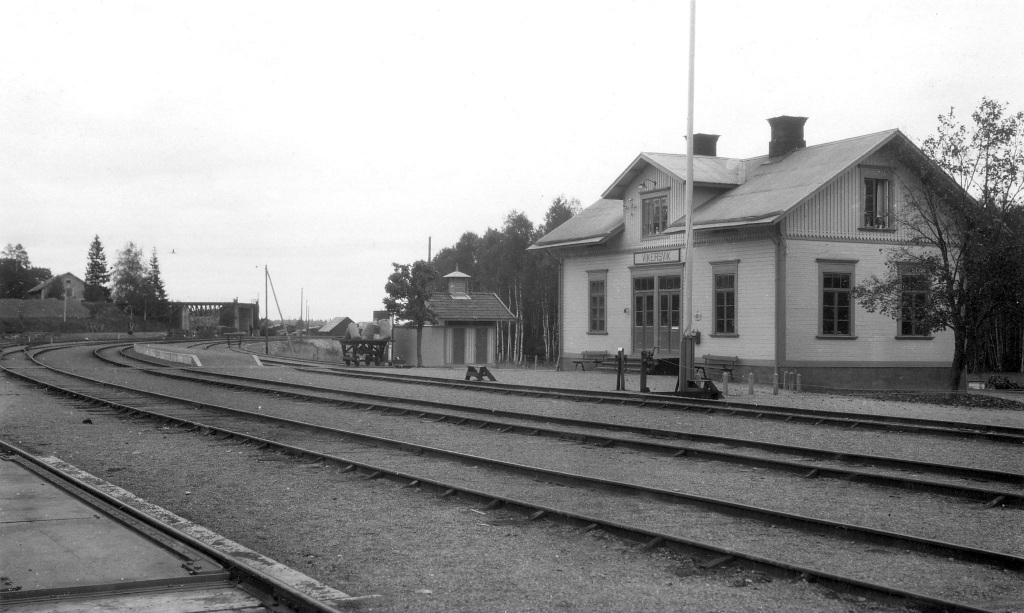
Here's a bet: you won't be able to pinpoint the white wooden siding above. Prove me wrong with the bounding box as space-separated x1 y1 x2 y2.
562 251 635 355
783 149 917 241
783 239 953 364
622 165 722 249
691 238 777 361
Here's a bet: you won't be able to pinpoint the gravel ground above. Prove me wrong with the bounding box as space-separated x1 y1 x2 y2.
7 345 1023 612
1 374 913 613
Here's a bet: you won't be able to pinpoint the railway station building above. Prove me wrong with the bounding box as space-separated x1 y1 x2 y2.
529 117 959 390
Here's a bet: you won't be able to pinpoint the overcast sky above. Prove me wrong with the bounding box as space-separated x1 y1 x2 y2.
3 1 1023 321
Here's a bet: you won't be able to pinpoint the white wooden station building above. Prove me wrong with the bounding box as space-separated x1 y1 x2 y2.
529 117 958 390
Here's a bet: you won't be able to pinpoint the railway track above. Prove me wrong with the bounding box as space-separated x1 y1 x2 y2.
98 346 1024 508
4 342 1024 612
247 350 1024 445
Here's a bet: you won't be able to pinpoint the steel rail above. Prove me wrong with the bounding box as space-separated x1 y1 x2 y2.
7 348 1024 575
121 362 1024 506
4 365 1004 613
0 438 352 613
244 351 1024 443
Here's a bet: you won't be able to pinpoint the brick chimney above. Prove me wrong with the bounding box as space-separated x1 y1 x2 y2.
767 116 807 158
689 133 720 156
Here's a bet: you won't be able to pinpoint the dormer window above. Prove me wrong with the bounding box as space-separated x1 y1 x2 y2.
861 167 894 230
642 195 668 237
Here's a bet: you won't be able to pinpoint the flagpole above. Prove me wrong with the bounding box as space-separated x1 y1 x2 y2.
679 0 697 388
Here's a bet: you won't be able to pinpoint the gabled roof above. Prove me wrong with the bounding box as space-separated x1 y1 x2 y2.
427 292 514 321
318 316 353 334
26 272 85 294
682 129 902 230
527 198 624 251
602 152 744 199
530 127 949 249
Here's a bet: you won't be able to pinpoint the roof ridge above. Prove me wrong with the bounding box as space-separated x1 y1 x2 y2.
643 128 901 162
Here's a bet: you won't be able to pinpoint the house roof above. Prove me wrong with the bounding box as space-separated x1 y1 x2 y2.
318 316 353 334
427 292 514 321
602 152 745 199
526 198 624 251
531 128 921 248
26 272 85 294
680 129 901 230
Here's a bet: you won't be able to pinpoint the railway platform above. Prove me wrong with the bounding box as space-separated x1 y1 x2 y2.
0 446 353 612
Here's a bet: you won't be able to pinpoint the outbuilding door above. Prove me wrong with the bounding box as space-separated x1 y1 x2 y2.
452 328 467 364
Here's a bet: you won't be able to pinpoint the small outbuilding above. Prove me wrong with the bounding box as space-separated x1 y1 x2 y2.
392 271 514 367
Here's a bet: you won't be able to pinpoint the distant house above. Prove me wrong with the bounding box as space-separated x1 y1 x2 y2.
392 271 514 367
317 316 354 336
24 273 86 301
530 117 962 390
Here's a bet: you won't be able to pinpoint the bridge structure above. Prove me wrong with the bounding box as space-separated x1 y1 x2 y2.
168 299 259 335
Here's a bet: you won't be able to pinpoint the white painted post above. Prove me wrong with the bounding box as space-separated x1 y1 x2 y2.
796 373 802 393
773 373 779 395
722 372 729 396
748 372 754 395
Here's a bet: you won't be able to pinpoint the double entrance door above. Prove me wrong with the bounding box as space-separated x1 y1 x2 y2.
451 326 490 365
633 274 681 355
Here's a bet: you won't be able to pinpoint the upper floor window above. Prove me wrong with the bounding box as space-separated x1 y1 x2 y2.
899 269 931 337
588 271 607 333
642 195 668 237
861 167 894 230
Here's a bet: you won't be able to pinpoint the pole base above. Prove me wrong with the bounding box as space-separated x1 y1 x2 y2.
658 379 721 400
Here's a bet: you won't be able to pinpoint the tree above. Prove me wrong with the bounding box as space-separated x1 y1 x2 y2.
534 195 580 362
383 260 440 367
84 235 111 302
0 243 52 298
144 248 169 320
111 242 148 316
856 98 1024 390
431 232 480 291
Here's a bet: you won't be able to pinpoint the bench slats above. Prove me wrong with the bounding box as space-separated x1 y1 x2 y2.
695 354 738 380
573 351 610 371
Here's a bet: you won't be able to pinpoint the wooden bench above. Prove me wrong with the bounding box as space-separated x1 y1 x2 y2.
465 365 496 381
695 354 738 380
572 350 609 371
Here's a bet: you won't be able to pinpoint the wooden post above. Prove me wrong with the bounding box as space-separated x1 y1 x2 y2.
796 373 802 393
616 349 625 391
773 373 779 395
748 372 754 395
722 372 729 396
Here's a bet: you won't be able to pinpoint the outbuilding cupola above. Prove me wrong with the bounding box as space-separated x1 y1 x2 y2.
445 270 472 299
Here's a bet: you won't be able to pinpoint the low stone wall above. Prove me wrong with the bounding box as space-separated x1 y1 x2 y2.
134 344 202 367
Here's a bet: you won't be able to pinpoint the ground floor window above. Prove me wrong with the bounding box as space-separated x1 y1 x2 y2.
588 270 607 333
711 261 739 335
633 272 681 353
818 260 856 337
899 268 930 337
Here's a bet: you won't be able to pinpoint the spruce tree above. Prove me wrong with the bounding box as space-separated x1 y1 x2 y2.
84 235 111 302
147 248 167 302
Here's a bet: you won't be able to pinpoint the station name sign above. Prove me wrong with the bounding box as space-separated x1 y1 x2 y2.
634 249 681 265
